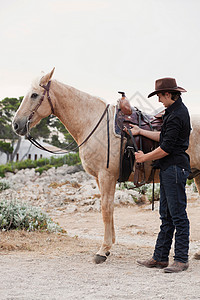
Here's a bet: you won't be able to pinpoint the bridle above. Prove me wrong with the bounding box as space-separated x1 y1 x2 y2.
26 80 110 168
27 80 54 126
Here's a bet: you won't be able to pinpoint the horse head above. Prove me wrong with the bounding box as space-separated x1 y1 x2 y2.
12 68 55 136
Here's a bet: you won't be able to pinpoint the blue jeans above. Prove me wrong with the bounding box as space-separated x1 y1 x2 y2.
153 165 190 263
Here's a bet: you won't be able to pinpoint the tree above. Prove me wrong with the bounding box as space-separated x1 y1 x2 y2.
63 131 78 151
0 97 22 139
0 97 78 163
0 141 13 162
30 117 51 139
47 115 78 152
0 97 22 162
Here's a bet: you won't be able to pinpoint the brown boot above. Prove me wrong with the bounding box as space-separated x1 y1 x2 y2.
137 258 168 269
164 261 189 273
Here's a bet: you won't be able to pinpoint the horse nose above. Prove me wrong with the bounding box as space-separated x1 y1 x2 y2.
13 122 19 131
12 118 27 136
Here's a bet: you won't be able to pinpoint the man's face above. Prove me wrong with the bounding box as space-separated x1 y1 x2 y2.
157 92 174 108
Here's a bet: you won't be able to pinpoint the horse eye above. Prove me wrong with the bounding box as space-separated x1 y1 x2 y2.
31 93 38 99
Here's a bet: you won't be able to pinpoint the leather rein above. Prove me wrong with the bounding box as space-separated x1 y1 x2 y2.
26 81 110 168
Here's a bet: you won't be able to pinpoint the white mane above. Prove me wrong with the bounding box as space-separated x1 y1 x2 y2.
31 73 44 90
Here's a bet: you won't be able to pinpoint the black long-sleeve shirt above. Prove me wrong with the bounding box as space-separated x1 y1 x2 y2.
159 97 191 171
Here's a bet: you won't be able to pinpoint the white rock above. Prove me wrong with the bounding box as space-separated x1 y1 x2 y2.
67 205 78 213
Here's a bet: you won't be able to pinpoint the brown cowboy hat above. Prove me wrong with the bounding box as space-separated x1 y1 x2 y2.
148 77 187 98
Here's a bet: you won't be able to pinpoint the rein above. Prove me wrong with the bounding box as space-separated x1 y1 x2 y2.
26 81 110 168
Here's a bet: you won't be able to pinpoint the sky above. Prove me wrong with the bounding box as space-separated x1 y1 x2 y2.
1 0 200 115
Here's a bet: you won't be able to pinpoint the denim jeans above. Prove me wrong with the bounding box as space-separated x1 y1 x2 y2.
153 165 190 263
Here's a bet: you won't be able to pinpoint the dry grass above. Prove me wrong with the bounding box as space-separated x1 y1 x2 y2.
0 230 99 257
48 181 81 189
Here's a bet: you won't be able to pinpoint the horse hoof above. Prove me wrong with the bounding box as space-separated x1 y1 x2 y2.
105 251 110 257
94 254 107 264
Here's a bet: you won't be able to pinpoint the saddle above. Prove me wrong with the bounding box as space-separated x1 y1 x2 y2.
115 93 163 187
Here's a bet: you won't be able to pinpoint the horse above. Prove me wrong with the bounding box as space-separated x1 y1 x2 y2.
12 68 200 263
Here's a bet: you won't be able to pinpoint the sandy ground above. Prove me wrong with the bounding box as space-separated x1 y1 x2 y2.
0 197 200 300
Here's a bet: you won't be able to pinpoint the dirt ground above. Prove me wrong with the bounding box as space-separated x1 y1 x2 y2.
0 198 200 300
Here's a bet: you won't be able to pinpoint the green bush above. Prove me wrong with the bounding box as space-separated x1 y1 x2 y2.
0 152 81 177
0 164 13 177
187 178 194 186
0 179 10 191
13 159 37 170
35 164 53 175
117 182 160 203
0 199 64 232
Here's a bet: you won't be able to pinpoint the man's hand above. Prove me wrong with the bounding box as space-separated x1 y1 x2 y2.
135 150 146 163
124 123 161 142
135 147 168 163
123 124 140 135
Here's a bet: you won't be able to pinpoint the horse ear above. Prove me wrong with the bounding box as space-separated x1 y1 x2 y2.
39 67 55 86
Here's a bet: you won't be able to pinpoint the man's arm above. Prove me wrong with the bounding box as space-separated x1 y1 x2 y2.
124 124 160 142
135 147 169 163
139 128 160 142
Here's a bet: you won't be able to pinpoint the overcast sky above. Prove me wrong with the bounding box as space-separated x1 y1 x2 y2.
1 0 200 115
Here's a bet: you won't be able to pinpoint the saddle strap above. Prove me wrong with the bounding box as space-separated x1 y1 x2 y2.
127 128 138 152
127 128 146 187
151 168 155 211
106 106 110 168
119 130 125 182
133 163 146 187
138 110 142 150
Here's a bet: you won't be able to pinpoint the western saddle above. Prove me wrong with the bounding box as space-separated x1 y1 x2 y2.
116 92 164 188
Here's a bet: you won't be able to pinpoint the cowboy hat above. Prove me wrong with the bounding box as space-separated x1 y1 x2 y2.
148 77 187 98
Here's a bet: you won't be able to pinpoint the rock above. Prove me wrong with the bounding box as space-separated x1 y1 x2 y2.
83 205 93 212
66 165 84 174
138 194 148 204
78 183 99 199
114 190 138 205
5 172 14 178
93 198 101 212
81 198 95 206
0 165 164 213
67 205 78 213
194 252 200 260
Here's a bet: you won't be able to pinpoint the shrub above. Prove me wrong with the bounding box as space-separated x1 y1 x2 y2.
0 199 64 232
145 183 160 202
187 178 194 186
13 159 37 170
0 152 81 177
0 179 11 191
35 164 53 174
0 164 13 177
117 182 160 203
192 182 198 193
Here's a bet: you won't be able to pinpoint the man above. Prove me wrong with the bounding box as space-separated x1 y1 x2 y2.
128 78 191 273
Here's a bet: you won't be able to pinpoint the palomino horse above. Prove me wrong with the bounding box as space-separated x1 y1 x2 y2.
12 68 200 263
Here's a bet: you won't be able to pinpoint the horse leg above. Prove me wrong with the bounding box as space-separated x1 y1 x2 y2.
94 173 116 264
95 177 116 245
194 174 200 194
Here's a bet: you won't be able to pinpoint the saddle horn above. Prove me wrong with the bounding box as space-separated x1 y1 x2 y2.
118 91 126 97
118 91 132 116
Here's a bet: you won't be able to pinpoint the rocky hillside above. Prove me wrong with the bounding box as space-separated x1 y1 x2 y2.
0 165 145 214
